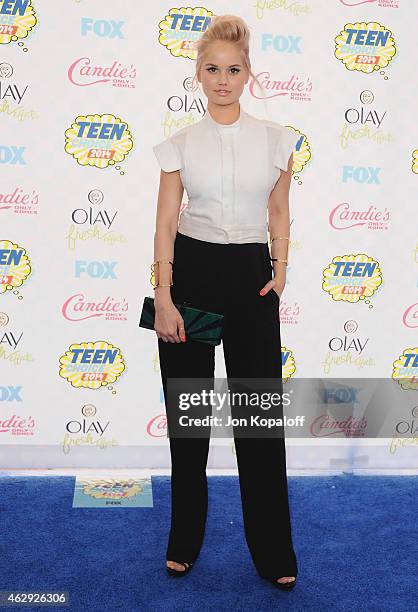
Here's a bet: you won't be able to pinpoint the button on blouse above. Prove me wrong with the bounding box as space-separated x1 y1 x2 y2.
152 106 299 244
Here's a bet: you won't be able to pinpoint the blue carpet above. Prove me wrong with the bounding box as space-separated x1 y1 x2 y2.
0 474 416 611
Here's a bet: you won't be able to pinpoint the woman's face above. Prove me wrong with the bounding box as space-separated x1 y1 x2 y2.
197 40 249 107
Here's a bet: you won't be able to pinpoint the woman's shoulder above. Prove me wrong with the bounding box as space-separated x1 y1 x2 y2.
153 121 202 172
255 114 292 137
251 114 299 154
251 116 299 171
153 124 188 149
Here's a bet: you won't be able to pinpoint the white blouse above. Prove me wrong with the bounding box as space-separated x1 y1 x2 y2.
152 105 299 244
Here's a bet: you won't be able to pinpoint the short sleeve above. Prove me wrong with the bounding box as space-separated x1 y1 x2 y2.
152 136 183 172
273 126 299 171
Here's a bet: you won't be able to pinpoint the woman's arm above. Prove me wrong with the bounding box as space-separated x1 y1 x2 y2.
153 168 186 342
261 153 293 298
153 168 184 303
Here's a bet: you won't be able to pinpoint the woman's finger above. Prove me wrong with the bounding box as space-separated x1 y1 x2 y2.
259 280 274 296
169 331 181 343
178 321 186 342
156 331 169 342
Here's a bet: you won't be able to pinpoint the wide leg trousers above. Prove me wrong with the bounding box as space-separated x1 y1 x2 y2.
158 231 298 580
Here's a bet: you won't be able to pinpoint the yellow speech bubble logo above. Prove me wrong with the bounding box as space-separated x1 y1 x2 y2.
335 22 396 74
64 113 133 169
392 348 418 391
288 128 310 176
0 0 37 45
282 346 297 381
323 254 383 303
59 340 126 389
157 6 215 59
412 150 418 174
0 239 32 294
82 479 143 499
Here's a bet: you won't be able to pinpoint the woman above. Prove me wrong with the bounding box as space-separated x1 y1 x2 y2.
152 15 299 590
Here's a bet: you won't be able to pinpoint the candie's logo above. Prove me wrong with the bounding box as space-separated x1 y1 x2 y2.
339 0 378 5
335 22 396 74
339 0 400 6
282 346 296 380
392 348 418 390
0 239 32 294
322 254 383 302
0 0 37 46
59 340 126 389
157 7 215 59
64 114 133 171
67 58 137 89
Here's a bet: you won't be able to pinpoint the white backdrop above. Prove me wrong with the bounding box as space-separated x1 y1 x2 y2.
1 0 417 470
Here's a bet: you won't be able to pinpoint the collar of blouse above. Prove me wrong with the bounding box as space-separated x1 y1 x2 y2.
201 105 246 131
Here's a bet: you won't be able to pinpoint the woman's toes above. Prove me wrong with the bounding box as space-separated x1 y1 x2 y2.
166 561 188 571
277 576 295 583
166 561 183 571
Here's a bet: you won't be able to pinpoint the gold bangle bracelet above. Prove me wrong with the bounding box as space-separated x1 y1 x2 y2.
150 260 173 288
269 236 290 245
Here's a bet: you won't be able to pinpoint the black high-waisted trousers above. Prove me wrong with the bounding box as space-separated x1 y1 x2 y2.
157 231 298 580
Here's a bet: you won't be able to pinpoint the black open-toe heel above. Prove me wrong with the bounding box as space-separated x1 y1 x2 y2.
269 576 297 591
166 561 194 577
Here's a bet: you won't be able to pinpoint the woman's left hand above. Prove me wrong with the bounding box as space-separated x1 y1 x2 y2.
259 272 285 299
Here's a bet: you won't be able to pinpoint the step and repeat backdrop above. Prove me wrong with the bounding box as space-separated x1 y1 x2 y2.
1 0 417 469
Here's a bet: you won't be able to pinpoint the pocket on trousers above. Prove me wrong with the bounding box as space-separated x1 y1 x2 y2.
261 244 280 307
264 287 279 311
270 288 280 303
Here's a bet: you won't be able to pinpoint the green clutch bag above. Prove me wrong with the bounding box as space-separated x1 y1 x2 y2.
138 296 224 346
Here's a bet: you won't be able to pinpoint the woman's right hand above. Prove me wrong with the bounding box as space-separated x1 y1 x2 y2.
154 293 186 343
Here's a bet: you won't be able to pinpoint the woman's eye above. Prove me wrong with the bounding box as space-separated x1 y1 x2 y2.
207 67 240 74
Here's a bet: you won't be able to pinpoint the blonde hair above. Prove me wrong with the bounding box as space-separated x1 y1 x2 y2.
191 14 264 97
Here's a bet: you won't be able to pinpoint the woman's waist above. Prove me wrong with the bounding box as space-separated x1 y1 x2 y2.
177 215 268 245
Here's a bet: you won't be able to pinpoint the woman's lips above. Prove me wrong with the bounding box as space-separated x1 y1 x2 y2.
215 90 230 96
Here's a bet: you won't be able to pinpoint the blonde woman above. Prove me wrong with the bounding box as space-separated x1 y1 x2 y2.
152 15 299 591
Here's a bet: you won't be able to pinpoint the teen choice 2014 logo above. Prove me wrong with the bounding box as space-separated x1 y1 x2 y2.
412 150 418 174
157 6 215 59
0 239 32 295
322 254 383 303
59 341 126 390
335 22 396 74
0 0 37 46
82 479 144 499
392 348 418 391
290 128 310 177
282 346 296 381
64 114 134 171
